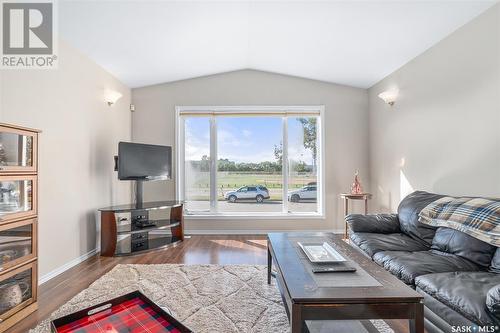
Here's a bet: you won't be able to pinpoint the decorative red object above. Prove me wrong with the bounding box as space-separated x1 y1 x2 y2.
51 291 191 333
350 171 363 195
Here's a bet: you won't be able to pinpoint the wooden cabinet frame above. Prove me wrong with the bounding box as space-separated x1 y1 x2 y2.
0 218 37 273
0 123 40 333
0 175 38 225
0 260 37 326
0 125 39 174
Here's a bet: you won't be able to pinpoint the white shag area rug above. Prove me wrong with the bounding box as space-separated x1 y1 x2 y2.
30 264 394 333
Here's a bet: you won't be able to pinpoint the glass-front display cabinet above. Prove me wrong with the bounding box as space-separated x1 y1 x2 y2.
0 261 36 323
0 219 36 271
0 126 38 174
0 175 37 225
0 123 40 332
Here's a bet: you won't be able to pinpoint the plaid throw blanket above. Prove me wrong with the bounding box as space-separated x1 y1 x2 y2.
419 196 500 246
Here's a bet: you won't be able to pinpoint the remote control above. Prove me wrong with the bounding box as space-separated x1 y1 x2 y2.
312 267 356 273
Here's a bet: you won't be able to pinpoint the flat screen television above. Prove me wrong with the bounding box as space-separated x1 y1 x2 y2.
117 142 172 180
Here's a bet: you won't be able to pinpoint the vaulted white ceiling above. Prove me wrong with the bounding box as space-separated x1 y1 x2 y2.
59 1 495 88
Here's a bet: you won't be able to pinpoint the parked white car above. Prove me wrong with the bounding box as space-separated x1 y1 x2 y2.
288 185 317 202
224 185 270 203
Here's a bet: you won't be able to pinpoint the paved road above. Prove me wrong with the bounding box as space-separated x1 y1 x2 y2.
186 200 318 213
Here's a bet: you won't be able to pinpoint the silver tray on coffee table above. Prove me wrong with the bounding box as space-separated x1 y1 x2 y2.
298 242 347 263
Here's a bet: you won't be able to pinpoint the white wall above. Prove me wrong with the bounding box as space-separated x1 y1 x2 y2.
0 40 132 277
0 70 3 119
132 70 369 232
368 4 500 212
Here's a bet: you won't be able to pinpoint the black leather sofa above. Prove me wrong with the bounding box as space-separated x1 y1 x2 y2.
346 191 500 333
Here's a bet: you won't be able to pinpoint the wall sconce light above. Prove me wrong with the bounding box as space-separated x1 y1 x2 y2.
104 90 123 106
378 89 398 106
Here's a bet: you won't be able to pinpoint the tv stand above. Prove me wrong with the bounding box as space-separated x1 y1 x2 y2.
98 201 184 256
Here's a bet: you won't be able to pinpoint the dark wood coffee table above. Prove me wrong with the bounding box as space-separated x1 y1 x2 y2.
267 232 424 333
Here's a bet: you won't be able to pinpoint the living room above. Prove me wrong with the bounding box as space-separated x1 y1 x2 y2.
0 1 498 332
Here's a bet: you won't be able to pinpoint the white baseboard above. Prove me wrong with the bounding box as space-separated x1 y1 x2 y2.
185 229 344 235
39 248 98 285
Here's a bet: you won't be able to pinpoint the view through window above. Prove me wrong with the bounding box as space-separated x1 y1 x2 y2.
179 108 322 215
184 117 211 212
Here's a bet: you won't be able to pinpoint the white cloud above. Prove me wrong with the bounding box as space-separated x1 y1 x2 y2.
183 120 315 164
218 129 252 148
185 126 210 160
288 145 313 163
242 129 252 138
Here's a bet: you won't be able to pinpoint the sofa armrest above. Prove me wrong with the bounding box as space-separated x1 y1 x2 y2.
346 214 400 234
487 284 500 320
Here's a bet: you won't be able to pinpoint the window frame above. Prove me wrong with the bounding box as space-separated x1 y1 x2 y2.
175 105 326 219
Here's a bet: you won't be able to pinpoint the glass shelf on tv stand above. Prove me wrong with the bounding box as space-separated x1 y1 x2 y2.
99 201 183 213
116 219 181 235
99 199 184 257
115 235 182 256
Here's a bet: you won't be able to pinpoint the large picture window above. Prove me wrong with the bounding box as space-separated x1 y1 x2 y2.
176 106 324 217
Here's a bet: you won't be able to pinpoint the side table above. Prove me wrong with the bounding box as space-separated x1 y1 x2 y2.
340 193 372 239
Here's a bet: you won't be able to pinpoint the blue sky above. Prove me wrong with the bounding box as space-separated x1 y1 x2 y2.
185 117 313 163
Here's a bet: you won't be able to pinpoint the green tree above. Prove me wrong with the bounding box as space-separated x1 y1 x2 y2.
218 158 237 171
292 161 308 173
199 155 210 172
297 118 317 173
0 144 6 166
274 142 283 165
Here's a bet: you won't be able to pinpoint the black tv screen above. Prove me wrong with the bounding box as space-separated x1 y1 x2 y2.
118 142 172 180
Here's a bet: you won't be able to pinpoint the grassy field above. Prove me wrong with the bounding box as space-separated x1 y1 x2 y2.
186 171 316 200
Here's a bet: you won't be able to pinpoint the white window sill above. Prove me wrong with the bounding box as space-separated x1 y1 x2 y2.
184 212 326 220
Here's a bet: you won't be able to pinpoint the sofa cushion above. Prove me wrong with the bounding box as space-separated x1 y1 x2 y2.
415 272 500 325
491 248 500 273
418 287 477 328
398 191 445 245
346 214 400 234
486 285 500 321
431 227 497 268
350 232 429 258
373 250 481 284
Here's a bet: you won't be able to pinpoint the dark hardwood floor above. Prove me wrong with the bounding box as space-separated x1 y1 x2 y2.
7 235 416 333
